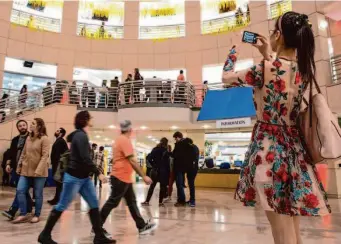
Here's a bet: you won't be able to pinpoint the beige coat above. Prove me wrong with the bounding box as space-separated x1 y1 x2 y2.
17 135 50 177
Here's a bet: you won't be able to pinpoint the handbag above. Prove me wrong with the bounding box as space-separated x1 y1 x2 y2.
298 77 341 164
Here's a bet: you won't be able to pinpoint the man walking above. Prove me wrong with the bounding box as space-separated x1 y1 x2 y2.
94 146 105 188
47 128 68 205
172 132 196 207
100 120 156 235
185 138 199 207
1 120 33 220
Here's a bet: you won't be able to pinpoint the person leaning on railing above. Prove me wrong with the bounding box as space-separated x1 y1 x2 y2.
0 93 9 123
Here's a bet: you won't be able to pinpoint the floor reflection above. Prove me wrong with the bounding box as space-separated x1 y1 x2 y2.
0 183 341 244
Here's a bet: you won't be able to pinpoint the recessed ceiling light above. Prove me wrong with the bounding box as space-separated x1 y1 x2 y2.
170 125 178 130
202 125 211 129
108 125 116 129
104 138 109 141
147 135 153 139
140 126 148 130
95 135 101 138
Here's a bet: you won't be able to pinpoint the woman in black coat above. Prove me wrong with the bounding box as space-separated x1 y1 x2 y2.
141 138 170 206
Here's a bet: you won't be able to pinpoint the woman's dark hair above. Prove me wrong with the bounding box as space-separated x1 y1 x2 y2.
158 137 168 148
74 110 91 129
20 85 27 93
275 11 315 83
32 118 47 139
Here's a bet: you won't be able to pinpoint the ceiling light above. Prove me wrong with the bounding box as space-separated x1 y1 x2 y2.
104 138 109 141
108 125 116 129
319 19 328 30
202 125 211 129
170 125 178 130
140 126 148 130
95 135 101 138
147 135 153 139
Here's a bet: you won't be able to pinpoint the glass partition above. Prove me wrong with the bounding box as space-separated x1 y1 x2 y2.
201 0 250 35
77 0 124 39
11 0 64 33
139 0 185 40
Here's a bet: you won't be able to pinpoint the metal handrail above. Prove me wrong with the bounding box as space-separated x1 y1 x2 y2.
0 80 206 123
331 54 341 84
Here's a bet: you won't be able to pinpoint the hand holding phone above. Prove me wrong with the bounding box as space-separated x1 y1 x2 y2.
242 31 258 44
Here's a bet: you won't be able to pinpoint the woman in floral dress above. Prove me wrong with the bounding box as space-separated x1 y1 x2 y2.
222 12 331 244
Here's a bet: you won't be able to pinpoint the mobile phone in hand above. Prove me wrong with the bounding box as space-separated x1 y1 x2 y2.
242 31 258 44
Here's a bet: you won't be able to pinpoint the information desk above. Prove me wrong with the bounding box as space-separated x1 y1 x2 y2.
195 169 240 189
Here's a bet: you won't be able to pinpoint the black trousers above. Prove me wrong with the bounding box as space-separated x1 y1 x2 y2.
100 176 145 229
93 173 102 188
51 181 62 202
145 180 167 204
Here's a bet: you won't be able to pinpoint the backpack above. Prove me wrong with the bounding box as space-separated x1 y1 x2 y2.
53 150 70 183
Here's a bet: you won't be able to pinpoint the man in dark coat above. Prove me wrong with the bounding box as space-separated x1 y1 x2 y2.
48 128 68 205
172 132 196 207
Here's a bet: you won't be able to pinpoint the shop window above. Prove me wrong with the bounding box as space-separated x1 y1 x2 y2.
201 0 250 35
77 0 124 40
202 59 253 84
73 67 122 87
10 0 64 33
139 0 185 40
267 0 292 20
139 69 186 81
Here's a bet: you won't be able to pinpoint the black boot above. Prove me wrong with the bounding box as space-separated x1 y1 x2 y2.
38 209 62 244
88 208 116 244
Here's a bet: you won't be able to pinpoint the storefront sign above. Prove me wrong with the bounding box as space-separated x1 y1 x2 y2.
216 117 251 128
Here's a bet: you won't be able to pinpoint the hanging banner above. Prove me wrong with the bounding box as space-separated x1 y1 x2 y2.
77 0 124 39
201 0 250 35
267 0 292 20
139 0 185 40
11 0 64 33
216 117 252 128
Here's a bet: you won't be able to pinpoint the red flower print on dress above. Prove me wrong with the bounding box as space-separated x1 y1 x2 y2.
266 170 273 177
244 167 250 176
244 187 256 202
230 54 237 63
263 111 271 121
280 107 288 116
257 133 264 140
273 60 282 68
274 101 280 111
264 188 274 198
304 194 319 208
245 71 255 85
255 155 262 165
305 181 311 187
266 152 275 163
299 208 308 216
295 72 301 84
281 172 288 182
274 79 286 92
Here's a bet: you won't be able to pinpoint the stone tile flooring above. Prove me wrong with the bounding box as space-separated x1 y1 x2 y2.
1 184 341 244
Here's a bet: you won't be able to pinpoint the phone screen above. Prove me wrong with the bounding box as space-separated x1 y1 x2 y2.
242 31 258 44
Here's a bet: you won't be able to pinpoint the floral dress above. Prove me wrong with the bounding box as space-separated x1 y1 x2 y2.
223 47 331 216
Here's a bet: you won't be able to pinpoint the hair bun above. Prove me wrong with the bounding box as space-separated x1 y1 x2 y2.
295 14 311 28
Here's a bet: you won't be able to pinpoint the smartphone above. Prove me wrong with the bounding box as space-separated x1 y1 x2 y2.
242 31 258 44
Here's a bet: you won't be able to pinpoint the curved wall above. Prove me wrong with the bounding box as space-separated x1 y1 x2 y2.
0 1 335 86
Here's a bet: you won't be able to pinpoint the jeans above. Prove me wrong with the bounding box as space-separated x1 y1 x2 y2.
17 176 46 217
175 171 186 203
10 171 20 187
55 173 98 212
11 191 33 214
100 176 146 229
187 169 198 204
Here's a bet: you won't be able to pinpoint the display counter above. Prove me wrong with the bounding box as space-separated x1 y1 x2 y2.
196 168 240 189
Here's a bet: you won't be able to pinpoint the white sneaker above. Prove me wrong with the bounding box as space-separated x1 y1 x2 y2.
139 221 157 235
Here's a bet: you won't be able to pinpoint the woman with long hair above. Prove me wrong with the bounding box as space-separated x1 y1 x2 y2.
141 137 170 207
222 12 331 244
12 118 49 224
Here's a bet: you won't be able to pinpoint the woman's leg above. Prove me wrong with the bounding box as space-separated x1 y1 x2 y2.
16 176 30 216
265 211 282 244
145 181 157 203
294 216 302 244
33 177 46 217
280 214 297 244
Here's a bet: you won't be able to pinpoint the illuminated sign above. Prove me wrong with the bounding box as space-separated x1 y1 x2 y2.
77 0 124 39
139 0 185 40
267 0 292 19
216 117 252 128
10 0 63 33
201 0 250 35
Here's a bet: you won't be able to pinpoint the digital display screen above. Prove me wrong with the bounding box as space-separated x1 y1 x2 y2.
77 0 124 39
11 0 63 33
139 0 185 40
242 31 257 44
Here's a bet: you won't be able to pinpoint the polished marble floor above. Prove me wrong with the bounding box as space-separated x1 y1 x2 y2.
1 183 341 244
